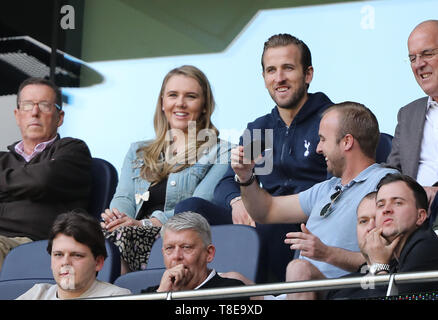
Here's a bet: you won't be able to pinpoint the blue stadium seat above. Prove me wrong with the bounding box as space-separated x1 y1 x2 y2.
99 240 121 283
0 240 52 281
376 132 393 164
0 239 121 283
113 268 165 294
88 157 118 220
147 224 260 282
0 278 56 300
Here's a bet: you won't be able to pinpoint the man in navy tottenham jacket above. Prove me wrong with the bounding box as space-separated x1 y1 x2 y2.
175 34 333 283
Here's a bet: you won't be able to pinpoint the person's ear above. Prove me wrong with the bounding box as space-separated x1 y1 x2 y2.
14 108 20 126
343 134 354 151
206 244 215 264
57 110 65 128
416 208 428 227
95 255 105 272
304 66 314 86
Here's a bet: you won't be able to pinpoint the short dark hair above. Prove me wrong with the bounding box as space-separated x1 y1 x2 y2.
47 210 107 260
17 77 62 109
323 101 380 159
261 33 312 72
376 173 428 211
357 191 377 215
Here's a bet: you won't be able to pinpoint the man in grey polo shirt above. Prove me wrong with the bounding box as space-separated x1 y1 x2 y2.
231 101 398 299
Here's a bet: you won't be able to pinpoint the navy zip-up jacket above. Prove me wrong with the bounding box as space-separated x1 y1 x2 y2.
214 92 333 209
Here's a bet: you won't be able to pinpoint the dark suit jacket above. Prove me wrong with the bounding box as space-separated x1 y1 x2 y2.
142 273 248 299
386 97 428 179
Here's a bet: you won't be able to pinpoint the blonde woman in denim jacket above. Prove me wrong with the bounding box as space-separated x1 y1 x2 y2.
101 65 232 272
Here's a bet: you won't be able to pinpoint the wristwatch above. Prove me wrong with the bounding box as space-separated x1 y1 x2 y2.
369 263 390 275
234 173 256 186
141 219 153 227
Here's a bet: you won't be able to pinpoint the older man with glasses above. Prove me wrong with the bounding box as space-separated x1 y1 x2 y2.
387 20 438 226
0 77 92 270
232 101 398 299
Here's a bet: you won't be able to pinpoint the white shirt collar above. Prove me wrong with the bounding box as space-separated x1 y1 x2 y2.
194 269 216 290
427 96 438 111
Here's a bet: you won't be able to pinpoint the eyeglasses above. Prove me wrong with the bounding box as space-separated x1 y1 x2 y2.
408 48 438 64
320 186 342 218
18 101 62 113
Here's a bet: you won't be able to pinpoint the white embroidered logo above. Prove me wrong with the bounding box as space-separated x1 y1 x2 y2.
304 140 310 157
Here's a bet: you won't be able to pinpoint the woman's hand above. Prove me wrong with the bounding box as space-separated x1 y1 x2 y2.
100 208 141 232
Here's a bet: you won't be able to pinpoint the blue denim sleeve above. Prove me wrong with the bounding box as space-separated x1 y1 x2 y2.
192 140 233 206
109 142 138 218
150 209 172 225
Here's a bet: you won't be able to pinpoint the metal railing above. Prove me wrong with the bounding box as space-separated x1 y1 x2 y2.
91 270 438 300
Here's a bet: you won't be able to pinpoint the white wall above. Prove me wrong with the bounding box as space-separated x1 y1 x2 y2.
0 95 21 151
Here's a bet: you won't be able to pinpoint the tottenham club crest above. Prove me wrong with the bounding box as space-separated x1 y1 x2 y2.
304 140 310 157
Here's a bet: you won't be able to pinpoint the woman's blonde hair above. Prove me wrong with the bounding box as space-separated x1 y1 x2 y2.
138 65 219 184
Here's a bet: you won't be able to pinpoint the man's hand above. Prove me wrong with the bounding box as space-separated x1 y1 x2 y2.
156 264 191 292
284 223 328 261
231 198 256 227
100 208 141 232
230 146 255 183
362 227 400 265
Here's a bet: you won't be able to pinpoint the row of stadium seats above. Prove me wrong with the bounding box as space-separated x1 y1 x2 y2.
0 224 260 299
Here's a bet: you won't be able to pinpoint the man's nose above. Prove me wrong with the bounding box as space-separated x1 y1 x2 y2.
367 218 376 232
275 69 286 83
413 55 427 69
316 141 322 154
381 203 393 215
61 255 71 265
31 103 41 116
171 247 184 260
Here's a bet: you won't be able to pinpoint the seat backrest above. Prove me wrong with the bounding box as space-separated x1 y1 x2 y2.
0 240 52 280
98 240 121 283
0 279 56 300
148 224 260 282
0 239 120 283
88 157 118 219
376 132 393 164
113 268 165 294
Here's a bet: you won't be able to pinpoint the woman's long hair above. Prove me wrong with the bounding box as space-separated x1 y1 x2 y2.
138 65 219 184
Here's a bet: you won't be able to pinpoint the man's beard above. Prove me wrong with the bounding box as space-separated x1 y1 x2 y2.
275 82 307 110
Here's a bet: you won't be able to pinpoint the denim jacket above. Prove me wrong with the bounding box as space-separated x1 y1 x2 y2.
110 139 232 224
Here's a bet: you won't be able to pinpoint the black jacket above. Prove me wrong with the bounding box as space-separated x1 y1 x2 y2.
0 136 92 240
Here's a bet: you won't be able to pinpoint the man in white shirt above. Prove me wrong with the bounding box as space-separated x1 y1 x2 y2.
387 20 438 215
17 211 131 299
